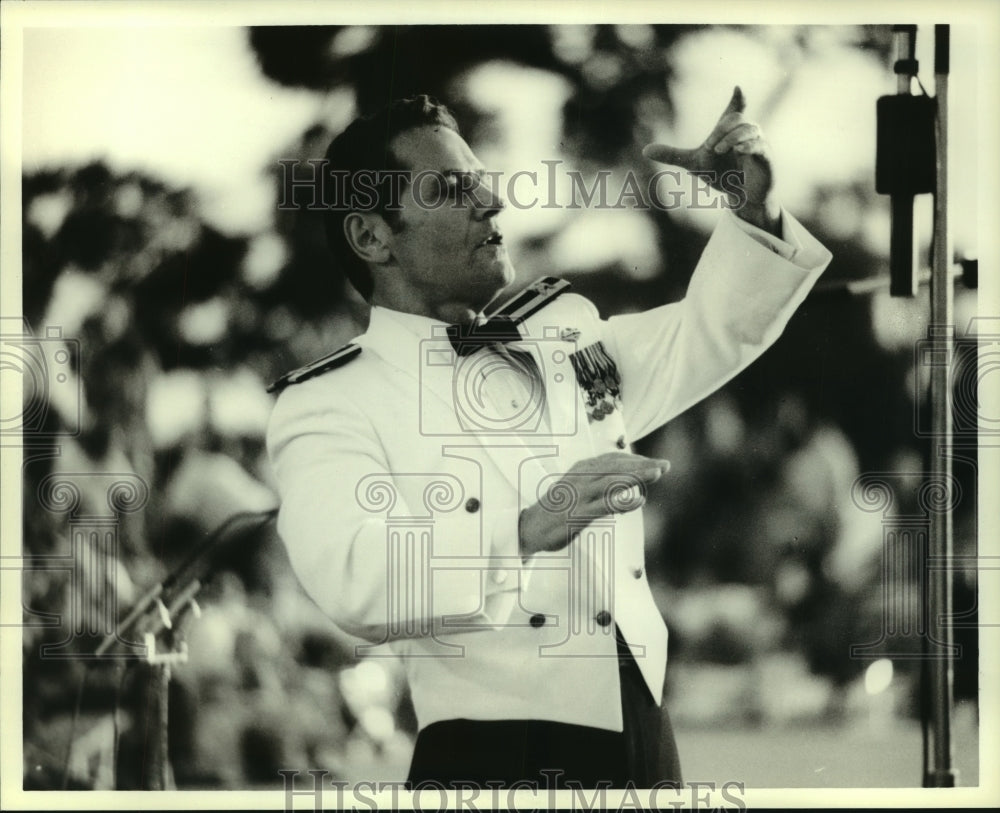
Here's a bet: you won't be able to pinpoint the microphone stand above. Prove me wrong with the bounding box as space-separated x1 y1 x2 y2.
925 23 957 789
94 508 278 789
874 23 958 787
141 580 203 791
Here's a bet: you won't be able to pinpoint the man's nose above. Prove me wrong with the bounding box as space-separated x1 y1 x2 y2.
472 177 505 219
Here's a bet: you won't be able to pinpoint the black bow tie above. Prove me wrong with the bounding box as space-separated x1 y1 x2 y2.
446 316 522 357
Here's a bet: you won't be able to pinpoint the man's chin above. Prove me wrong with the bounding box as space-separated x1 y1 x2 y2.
482 263 517 311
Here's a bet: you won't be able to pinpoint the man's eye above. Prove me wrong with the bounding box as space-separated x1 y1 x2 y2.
439 172 487 202
454 172 483 189
444 177 471 200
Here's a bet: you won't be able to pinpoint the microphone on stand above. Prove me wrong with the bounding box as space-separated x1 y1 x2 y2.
876 25 936 298
94 508 278 657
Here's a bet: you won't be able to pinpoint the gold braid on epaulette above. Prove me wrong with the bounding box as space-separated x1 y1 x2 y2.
267 343 361 393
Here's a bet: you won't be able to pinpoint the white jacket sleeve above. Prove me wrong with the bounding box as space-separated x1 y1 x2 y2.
603 209 832 441
266 384 523 645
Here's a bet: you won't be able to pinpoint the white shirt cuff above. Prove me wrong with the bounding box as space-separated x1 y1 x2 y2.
728 208 828 270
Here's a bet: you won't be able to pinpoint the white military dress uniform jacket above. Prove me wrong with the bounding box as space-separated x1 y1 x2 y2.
266 210 832 733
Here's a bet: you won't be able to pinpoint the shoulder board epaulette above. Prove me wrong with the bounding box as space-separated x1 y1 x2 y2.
489 276 571 324
267 343 361 393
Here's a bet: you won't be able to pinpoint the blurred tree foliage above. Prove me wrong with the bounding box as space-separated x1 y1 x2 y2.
19 24 978 790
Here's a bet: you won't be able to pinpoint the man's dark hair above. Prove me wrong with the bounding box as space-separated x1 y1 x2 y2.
323 94 460 301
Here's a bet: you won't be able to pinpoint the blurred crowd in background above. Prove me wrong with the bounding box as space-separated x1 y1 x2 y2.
13 23 981 789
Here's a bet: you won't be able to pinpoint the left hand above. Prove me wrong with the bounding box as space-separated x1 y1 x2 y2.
643 86 780 234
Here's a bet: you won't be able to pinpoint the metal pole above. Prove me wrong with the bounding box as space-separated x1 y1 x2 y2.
891 25 918 297
925 23 957 788
144 661 172 790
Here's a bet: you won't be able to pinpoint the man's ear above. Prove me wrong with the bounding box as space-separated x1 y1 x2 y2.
343 212 393 265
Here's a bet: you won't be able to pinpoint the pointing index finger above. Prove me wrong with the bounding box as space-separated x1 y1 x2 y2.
704 86 748 150
726 85 747 115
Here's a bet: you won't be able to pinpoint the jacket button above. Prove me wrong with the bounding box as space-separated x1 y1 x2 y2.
632 567 643 579
615 435 626 449
529 613 546 629
595 610 612 628
465 497 480 513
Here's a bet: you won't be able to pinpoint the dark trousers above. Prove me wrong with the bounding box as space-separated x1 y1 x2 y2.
407 631 682 788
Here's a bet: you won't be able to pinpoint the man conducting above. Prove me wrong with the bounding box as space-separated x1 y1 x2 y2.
266 89 832 788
